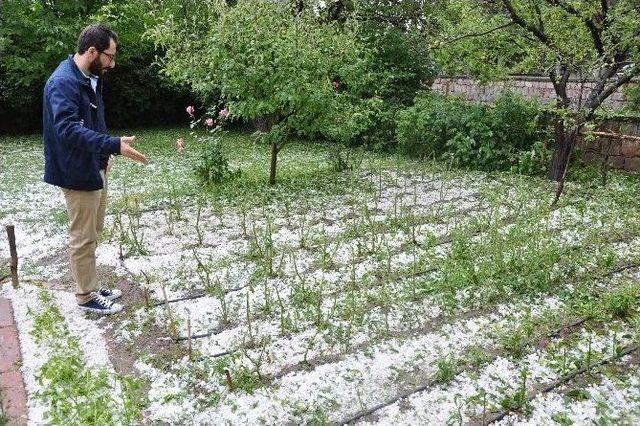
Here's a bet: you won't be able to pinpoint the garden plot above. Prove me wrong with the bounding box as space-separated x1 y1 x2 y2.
2 132 640 424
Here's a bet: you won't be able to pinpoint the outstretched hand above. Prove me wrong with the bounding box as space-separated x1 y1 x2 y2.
120 136 148 164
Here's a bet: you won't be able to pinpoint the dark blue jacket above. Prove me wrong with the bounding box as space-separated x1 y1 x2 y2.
43 55 120 190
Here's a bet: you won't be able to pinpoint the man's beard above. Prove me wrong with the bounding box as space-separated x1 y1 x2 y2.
88 57 105 76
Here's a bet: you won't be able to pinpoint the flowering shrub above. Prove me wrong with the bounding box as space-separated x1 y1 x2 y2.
185 105 240 186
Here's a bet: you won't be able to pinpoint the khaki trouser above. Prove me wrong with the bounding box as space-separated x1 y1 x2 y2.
62 171 108 304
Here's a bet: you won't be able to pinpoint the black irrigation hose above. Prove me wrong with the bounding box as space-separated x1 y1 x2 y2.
149 284 246 308
164 264 640 418
149 202 490 309
150 292 207 308
335 314 596 426
608 262 640 276
158 205 640 353
482 345 639 425
137 194 486 310
337 379 443 425
336 261 640 426
195 350 235 361
334 261 640 425
173 320 233 342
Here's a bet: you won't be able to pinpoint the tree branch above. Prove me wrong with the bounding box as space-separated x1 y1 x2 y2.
582 63 621 112
545 0 605 56
500 0 550 45
550 63 571 106
531 0 545 35
588 63 640 115
439 22 515 46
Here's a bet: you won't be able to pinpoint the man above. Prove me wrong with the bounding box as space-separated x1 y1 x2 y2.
43 23 148 314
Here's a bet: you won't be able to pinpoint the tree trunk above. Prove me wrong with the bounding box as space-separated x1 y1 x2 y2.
550 125 581 207
550 118 570 181
550 121 582 182
269 141 278 185
548 67 571 182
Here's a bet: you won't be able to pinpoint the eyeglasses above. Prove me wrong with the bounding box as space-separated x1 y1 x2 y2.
100 51 116 63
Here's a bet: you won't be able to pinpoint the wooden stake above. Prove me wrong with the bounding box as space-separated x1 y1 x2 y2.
140 271 151 309
6 225 18 288
143 287 150 309
187 315 193 361
161 285 176 339
224 369 234 391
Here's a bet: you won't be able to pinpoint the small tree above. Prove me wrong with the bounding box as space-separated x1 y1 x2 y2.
431 0 639 189
152 0 373 184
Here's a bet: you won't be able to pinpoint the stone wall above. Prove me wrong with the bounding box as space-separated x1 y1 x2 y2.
431 75 634 110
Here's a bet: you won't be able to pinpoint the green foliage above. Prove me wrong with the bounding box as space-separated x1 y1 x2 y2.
352 1 434 106
550 412 574 425
0 0 190 133
30 293 145 425
623 85 640 116
396 91 551 173
433 1 639 83
602 284 640 319
150 0 380 183
396 93 476 158
336 0 437 147
193 132 239 186
432 1 639 181
499 368 530 413
434 356 457 384
37 347 144 425
230 366 262 395
150 0 439 153
327 145 365 173
500 316 536 358
153 0 372 140
566 388 591 401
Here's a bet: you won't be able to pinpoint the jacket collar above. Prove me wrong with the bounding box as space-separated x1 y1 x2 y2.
67 54 102 96
67 54 89 82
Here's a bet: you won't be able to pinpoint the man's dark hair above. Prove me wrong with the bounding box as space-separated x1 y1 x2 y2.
76 24 118 54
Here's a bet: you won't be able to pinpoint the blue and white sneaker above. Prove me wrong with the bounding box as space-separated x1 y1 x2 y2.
78 292 123 314
98 286 122 301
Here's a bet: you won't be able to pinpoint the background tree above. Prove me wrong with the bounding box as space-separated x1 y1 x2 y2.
152 0 374 185
0 0 191 133
316 0 437 147
431 0 640 188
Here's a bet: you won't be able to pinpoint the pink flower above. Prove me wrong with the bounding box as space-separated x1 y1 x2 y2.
204 118 214 127
332 80 340 90
175 137 185 152
218 107 229 119
186 105 195 116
